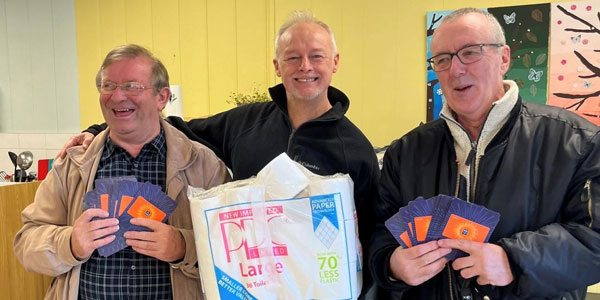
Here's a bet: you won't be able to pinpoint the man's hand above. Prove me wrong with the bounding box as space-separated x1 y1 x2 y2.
124 218 186 263
56 132 95 159
71 209 119 260
389 240 452 286
437 239 513 286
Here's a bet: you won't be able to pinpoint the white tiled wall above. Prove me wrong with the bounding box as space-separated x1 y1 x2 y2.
0 133 76 179
0 0 80 134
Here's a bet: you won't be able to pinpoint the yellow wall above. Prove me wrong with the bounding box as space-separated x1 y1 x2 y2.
76 0 568 147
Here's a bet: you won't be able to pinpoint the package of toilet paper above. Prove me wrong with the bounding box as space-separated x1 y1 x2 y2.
188 153 361 300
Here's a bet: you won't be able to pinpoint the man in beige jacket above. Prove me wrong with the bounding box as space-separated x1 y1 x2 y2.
14 44 229 300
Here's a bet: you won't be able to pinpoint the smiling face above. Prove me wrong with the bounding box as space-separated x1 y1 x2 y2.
273 22 339 103
431 13 510 123
100 56 169 143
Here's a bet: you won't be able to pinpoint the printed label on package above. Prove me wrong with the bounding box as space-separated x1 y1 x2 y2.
202 193 355 300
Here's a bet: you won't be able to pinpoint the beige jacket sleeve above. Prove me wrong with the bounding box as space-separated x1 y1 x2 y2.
13 157 84 277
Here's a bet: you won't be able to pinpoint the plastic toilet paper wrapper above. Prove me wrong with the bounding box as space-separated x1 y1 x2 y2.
189 153 361 300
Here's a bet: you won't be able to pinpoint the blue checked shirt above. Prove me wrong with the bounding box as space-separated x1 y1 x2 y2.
78 128 173 300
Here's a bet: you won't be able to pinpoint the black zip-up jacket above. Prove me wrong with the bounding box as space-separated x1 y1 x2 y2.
370 99 600 300
86 83 380 296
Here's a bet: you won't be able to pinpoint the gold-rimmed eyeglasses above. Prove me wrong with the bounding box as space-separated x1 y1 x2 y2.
97 81 154 96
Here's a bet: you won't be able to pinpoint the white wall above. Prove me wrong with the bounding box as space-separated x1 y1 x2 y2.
0 0 79 178
0 0 80 134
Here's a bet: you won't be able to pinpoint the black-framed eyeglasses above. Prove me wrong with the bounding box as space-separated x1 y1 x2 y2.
97 81 154 96
427 43 503 72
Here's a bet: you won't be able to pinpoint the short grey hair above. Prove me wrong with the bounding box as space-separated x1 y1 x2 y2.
99 44 169 94
274 11 338 59
439 8 506 45
95 68 102 88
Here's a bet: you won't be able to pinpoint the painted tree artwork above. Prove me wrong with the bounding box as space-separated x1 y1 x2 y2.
549 1 600 125
425 2 600 123
489 4 550 105
426 11 451 121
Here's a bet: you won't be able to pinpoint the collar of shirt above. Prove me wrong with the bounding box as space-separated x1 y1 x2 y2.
102 127 167 161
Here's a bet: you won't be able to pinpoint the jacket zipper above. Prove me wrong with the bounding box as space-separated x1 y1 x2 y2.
440 116 478 203
285 115 331 158
454 162 461 198
448 264 455 300
441 116 472 299
585 179 593 228
468 105 497 204
286 128 296 155
451 162 460 300
466 123 487 204
441 104 495 203
465 141 477 203
441 106 496 299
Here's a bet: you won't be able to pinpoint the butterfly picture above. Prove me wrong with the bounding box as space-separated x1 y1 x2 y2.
528 68 543 82
583 81 592 88
571 35 581 44
503 12 516 24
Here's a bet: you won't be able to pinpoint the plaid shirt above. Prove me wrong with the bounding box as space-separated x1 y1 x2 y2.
79 128 173 300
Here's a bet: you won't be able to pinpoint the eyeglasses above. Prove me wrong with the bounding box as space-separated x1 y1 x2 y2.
427 43 503 72
97 81 154 96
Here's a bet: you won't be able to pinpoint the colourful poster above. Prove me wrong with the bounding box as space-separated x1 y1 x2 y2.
489 4 550 105
426 11 451 121
549 1 600 125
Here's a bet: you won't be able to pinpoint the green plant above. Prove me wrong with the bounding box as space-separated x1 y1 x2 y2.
227 87 271 106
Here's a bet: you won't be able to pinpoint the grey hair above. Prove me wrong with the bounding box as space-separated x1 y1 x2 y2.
274 11 338 59
95 68 102 88
99 44 169 94
438 8 506 45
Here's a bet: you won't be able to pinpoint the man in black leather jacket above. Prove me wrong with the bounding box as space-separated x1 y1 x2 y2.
370 8 600 299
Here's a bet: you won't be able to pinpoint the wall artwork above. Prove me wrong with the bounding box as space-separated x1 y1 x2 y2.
489 4 551 105
549 1 600 125
426 10 451 122
426 1 599 126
